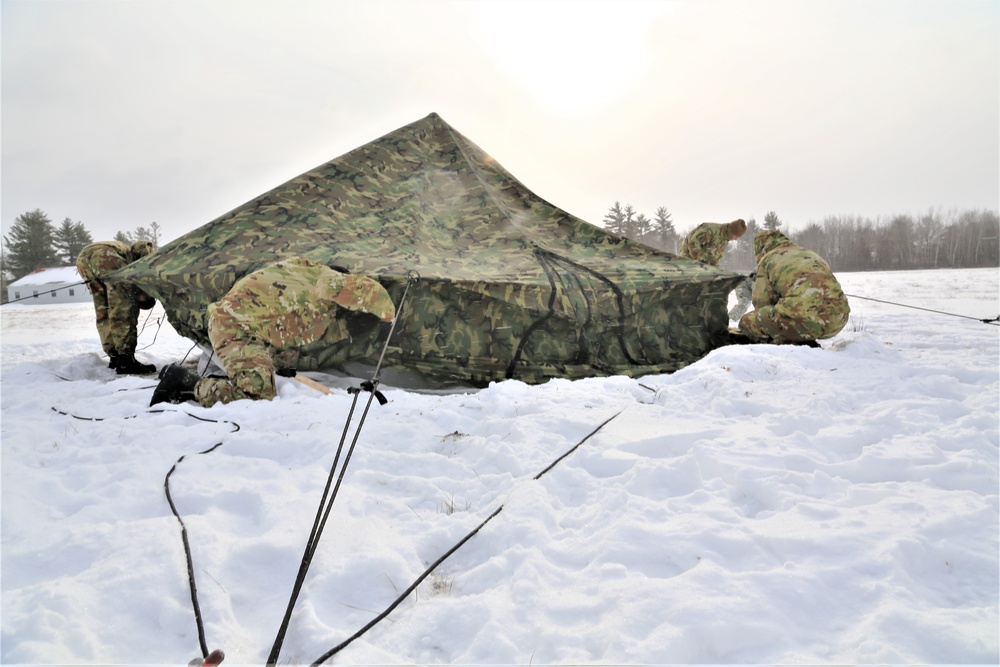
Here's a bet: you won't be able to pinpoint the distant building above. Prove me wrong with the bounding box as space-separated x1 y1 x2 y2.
7 267 90 305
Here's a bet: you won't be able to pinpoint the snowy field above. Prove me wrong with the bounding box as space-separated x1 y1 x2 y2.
2 267 998 666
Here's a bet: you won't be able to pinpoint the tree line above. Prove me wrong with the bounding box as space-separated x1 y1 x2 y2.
1 209 163 303
605 204 999 272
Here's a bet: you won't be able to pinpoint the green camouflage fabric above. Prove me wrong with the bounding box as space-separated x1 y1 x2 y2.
108 113 744 386
679 222 736 266
194 257 394 407
738 230 850 343
76 240 153 356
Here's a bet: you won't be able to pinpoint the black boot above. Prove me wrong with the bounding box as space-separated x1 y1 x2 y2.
727 331 755 346
115 353 157 375
108 353 119 369
150 364 202 406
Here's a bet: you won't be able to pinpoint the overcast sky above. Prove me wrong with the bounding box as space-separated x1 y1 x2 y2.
2 0 998 245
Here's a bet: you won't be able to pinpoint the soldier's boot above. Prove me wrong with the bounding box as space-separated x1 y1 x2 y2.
150 364 201 406
108 353 119 369
727 330 754 345
115 353 157 375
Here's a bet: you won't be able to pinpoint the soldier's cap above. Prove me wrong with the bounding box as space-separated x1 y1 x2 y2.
329 275 396 323
728 219 748 239
131 240 153 259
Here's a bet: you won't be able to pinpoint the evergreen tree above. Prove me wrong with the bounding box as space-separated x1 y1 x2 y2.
0 243 9 304
622 204 637 238
763 210 782 230
653 206 678 252
3 209 60 279
114 230 133 244
150 221 162 248
634 213 652 243
603 202 626 236
53 218 94 266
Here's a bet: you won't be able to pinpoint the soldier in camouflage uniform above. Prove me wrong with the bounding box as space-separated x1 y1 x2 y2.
150 257 396 408
737 230 850 345
76 240 157 374
679 219 747 265
680 219 751 322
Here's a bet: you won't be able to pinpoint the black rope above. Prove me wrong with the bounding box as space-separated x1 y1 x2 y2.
311 506 504 666
49 406 239 661
136 310 167 350
507 252 559 378
311 409 624 664
265 387 371 666
267 273 417 666
1 279 90 305
539 249 643 365
845 293 1000 325
51 344 620 664
159 410 240 663
165 440 227 659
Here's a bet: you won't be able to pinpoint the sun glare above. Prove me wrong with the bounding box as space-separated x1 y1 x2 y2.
470 2 665 119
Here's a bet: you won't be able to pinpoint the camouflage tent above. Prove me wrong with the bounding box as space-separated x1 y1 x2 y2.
111 113 743 387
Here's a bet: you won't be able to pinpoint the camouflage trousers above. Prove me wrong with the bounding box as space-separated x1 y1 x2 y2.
193 320 278 408
76 248 139 357
739 300 849 344
727 275 754 322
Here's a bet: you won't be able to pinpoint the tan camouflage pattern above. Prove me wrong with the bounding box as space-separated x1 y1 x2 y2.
108 112 744 386
738 230 850 343
679 222 737 266
76 240 153 356
192 257 394 406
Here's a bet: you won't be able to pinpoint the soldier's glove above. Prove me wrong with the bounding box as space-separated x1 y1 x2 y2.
348 380 388 406
276 368 297 378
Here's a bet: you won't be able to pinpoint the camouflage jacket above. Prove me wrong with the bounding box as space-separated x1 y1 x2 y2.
679 223 733 266
751 230 848 313
77 240 153 275
208 257 395 351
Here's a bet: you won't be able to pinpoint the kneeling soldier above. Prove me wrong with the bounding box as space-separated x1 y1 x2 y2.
738 230 850 345
151 257 395 407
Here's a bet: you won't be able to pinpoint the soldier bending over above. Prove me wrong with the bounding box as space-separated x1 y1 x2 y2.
76 240 157 374
150 257 395 408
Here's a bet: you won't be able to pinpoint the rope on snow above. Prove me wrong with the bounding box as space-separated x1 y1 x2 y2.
266 272 418 666
310 409 624 665
845 293 999 325
49 405 238 663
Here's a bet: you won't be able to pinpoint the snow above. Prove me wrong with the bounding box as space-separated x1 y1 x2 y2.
2 267 998 666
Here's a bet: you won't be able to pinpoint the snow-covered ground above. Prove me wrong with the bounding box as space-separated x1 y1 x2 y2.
2 267 997 666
